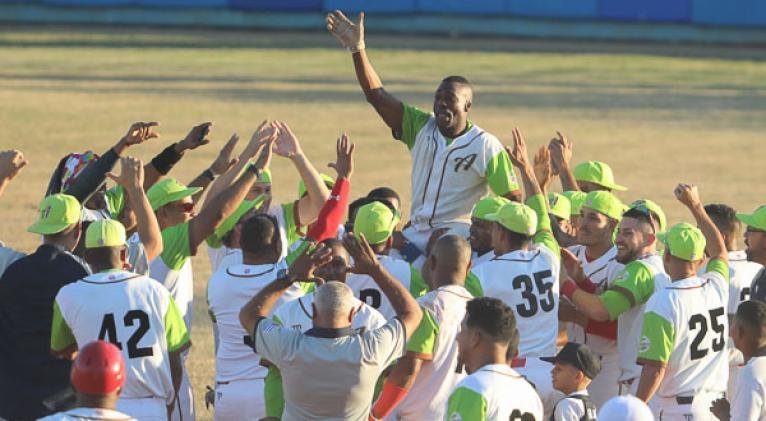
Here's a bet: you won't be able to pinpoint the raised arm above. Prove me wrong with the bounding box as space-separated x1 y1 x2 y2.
549 131 578 192
675 184 727 263
327 10 404 132
343 233 423 336
187 133 240 204
106 157 163 261
0 150 27 199
143 122 213 190
305 134 354 242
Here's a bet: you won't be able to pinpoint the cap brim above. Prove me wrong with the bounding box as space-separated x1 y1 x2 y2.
27 221 72 235
540 356 557 364
736 213 765 230
154 187 202 210
484 212 501 222
610 183 628 191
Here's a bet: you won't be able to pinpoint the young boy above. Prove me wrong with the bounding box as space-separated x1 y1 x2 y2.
543 342 601 421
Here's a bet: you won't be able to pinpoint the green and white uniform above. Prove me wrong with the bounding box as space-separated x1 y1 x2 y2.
346 255 429 320
399 104 519 251
446 364 543 421
638 259 730 419
50 270 190 421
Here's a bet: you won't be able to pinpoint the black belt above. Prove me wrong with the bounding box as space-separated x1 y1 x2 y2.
676 396 693 405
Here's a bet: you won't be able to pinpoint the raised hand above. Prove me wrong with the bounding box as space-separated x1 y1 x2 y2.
0 150 28 182
674 183 701 209
106 156 144 192
561 248 586 283
120 121 159 147
243 121 279 159
506 127 531 169
209 134 240 176
533 146 554 190
288 242 333 282
327 133 355 179
326 10 365 52
271 121 303 159
178 122 213 151
548 131 572 172
252 137 275 172
343 233 381 275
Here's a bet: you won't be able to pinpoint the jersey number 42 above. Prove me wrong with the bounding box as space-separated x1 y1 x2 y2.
98 310 154 359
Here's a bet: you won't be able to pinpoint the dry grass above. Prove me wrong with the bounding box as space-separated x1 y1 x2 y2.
1 25 765 420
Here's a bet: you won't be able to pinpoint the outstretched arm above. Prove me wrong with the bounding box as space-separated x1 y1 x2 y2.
0 150 27 199
187 133 240 204
675 184 727 264
549 131 578 192
327 10 404 133
144 122 214 190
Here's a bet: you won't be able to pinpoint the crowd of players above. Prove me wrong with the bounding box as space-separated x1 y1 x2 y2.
1 9 766 421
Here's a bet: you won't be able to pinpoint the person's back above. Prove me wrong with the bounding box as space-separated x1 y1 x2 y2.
345 254 426 319
449 364 544 420
36 407 136 421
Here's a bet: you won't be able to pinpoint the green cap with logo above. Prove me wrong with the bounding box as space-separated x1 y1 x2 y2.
629 199 667 233
737 205 766 232
562 191 587 216
298 174 335 199
28 194 82 235
485 202 538 236
147 178 202 211
85 219 127 249
582 191 625 221
574 161 627 191
548 192 571 221
472 196 511 221
354 201 401 245
658 222 706 262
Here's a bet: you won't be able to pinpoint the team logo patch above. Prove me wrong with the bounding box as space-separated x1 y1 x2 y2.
453 154 477 172
639 335 651 353
263 322 277 333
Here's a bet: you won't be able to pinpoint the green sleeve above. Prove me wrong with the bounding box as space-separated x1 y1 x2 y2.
285 239 310 266
206 195 265 249
160 223 192 271
105 186 125 217
409 265 429 298
447 387 487 421
165 297 190 352
406 307 439 358
465 272 484 297
602 262 655 320
526 193 559 258
706 258 730 282
50 301 76 352
638 311 675 364
281 202 302 246
485 151 519 196
264 365 285 418
400 103 432 150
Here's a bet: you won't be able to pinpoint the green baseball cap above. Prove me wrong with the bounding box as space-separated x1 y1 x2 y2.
629 199 667 233
658 222 706 262
548 192 571 221
582 191 625 221
28 194 82 235
298 174 335 199
85 219 127 249
147 178 201 211
353 201 401 245
574 161 627 191
737 205 766 232
472 196 511 221
485 202 538 236
257 168 272 185
562 191 587 216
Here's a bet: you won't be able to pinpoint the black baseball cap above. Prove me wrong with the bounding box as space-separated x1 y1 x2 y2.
541 342 602 379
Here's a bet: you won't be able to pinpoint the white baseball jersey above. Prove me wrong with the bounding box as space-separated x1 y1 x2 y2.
731 355 766 421
446 364 544 421
470 250 494 270
391 284 473 420
638 259 730 397
726 251 763 365
207 263 304 383
469 244 560 358
272 291 386 334
37 407 137 421
345 255 428 320
50 270 189 405
149 223 196 332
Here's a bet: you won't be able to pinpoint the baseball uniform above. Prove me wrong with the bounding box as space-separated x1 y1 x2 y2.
565 244 623 409
37 407 137 421
551 390 597 421
730 355 766 421
346 255 429 319
50 270 190 421
638 258 730 420
388 284 473 421
399 104 519 252
206 262 305 421
446 364 544 421
470 250 494 270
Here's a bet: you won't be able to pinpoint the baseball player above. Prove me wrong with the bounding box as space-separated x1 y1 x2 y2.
206 213 306 420
50 220 189 420
447 297 544 420
544 342 601 421
38 341 136 421
710 300 766 421
466 128 562 417
636 184 730 420
468 196 510 271
326 10 521 253
561 200 670 409
370 235 474 421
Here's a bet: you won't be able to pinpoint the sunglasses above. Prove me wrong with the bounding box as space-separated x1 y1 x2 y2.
177 202 195 213
629 201 659 233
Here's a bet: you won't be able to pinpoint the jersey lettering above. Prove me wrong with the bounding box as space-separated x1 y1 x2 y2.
360 288 382 309
740 287 751 302
688 307 726 360
512 270 554 318
98 310 154 358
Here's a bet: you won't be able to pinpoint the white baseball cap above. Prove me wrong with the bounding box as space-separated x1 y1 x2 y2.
598 396 653 421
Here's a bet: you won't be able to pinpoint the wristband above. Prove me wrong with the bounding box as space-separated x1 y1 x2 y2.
562 280 580 300
247 163 261 177
371 381 409 419
150 143 183 175
202 168 216 181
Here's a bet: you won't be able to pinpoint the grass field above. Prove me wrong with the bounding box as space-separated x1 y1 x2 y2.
1 25 765 420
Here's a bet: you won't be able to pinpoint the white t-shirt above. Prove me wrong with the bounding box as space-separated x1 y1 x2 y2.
731 355 766 421
37 407 136 420
552 390 597 421
272 291 386 334
207 263 304 382
345 255 428 320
